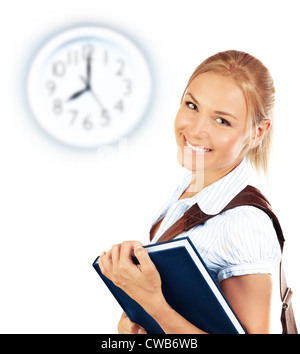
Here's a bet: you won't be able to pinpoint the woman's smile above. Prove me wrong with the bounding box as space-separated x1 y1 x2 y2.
183 135 213 154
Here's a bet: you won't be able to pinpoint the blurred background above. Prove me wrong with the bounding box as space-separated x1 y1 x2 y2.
1 0 300 333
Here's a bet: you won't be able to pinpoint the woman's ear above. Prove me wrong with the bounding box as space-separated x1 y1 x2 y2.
248 119 271 149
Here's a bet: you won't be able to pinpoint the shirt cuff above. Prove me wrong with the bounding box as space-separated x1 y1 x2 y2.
217 262 279 283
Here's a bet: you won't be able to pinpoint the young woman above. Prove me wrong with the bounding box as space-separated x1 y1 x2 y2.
98 50 282 334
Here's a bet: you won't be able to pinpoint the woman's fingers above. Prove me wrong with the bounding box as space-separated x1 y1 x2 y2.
119 241 136 267
98 241 163 315
98 242 139 282
118 312 147 334
98 250 113 277
111 244 121 272
133 243 156 276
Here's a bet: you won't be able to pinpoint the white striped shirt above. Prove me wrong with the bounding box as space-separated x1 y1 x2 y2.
149 159 281 283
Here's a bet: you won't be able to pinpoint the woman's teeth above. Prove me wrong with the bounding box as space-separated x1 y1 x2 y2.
186 139 211 152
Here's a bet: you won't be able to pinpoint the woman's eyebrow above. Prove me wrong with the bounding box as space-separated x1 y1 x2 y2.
186 92 199 105
214 110 238 121
186 92 238 121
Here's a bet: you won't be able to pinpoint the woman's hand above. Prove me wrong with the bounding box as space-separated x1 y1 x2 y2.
98 241 166 316
99 240 207 334
118 312 147 334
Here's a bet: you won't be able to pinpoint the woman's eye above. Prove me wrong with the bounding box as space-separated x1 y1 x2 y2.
216 117 231 126
185 101 197 110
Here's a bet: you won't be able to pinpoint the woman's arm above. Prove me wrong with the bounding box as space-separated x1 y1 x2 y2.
99 242 272 334
220 274 273 334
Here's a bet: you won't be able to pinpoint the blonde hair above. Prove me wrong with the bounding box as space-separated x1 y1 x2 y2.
182 50 275 174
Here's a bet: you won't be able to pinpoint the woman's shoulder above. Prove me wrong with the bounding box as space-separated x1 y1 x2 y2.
215 205 282 260
220 204 279 239
223 203 273 221
207 205 282 282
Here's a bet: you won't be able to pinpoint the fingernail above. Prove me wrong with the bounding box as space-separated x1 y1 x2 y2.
134 243 142 250
100 251 106 257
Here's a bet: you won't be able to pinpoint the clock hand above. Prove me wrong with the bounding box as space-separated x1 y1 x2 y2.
68 54 92 101
80 76 105 109
90 90 104 109
86 54 92 88
79 75 109 124
67 86 89 101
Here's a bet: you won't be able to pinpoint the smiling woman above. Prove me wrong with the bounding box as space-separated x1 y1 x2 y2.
180 50 275 174
175 72 252 190
98 50 286 334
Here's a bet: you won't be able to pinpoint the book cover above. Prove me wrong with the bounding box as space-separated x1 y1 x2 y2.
92 237 246 334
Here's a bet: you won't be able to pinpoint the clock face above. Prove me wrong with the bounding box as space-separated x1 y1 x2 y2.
27 26 152 148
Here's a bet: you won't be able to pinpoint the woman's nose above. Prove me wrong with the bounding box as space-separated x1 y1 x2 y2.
189 116 209 139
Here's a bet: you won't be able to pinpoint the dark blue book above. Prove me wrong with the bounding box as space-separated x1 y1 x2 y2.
92 237 246 334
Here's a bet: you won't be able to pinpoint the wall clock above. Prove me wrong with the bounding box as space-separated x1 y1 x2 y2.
27 26 152 148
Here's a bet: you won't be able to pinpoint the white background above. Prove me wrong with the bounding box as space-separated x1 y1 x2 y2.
1 0 300 333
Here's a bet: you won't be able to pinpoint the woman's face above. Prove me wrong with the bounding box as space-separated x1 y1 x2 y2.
174 72 250 174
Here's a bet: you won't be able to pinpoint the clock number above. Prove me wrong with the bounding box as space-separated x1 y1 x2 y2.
53 62 66 77
104 50 109 64
124 79 132 96
83 115 93 130
69 110 78 125
45 81 56 95
53 99 63 115
100 109 110 126
82 44 94 60
116 59 125 76
114 99 124 112
67 50 79 65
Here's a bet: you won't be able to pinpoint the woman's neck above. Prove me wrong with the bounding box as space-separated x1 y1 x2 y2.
179 160 243 200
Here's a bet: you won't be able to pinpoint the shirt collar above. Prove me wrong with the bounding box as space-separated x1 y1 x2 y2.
176 159 252 214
